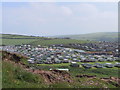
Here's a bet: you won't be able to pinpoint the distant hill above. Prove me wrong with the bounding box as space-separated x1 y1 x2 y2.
0 34 43 39
52 32 119 42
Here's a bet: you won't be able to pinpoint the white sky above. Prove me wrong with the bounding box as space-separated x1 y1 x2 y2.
1 2 118 36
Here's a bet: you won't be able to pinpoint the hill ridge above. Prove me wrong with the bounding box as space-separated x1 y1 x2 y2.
52 32 118 42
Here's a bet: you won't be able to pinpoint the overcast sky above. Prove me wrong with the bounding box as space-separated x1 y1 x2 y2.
2 2 118 36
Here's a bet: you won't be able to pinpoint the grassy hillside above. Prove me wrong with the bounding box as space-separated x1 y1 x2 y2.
53 32 119 42
2 51 120 88
2 57 118 88
1 34 90 46
2 60 47 88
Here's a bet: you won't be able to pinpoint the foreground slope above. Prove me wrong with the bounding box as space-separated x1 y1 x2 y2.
2 51 120 88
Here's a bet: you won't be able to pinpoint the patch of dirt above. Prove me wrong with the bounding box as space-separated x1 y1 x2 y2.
100 77 120 87
76 74 96 78
28 69 73 84
2 51 73 84
76 74 120 87
101 77 120 83
2 51 27 63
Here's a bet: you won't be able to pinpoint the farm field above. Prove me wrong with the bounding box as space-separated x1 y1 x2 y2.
30 39 90 46
1 34 91 46
1 39 39 45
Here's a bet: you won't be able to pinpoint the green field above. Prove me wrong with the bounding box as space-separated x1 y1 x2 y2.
1 34 90 46
1 39 39 45
30 39 90 46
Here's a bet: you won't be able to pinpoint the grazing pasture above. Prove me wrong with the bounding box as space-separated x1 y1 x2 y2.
30 39 89 46
1 39 38 45
1 34 90 46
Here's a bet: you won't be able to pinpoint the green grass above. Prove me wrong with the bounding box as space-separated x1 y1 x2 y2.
2 60 47 88
72 77 116 88
3 60 117 88
70 67 119 78
37 61 119 69
1 38 89 46
37 62 119 78
2 51 46 88
1 34 90 46
1 39 38 45
30 39 89 46
2 55 119 88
